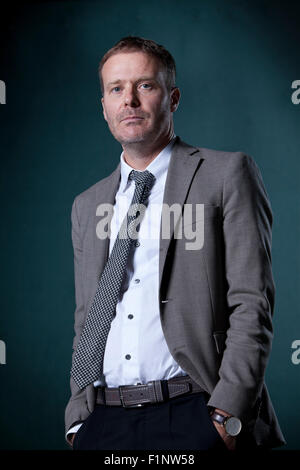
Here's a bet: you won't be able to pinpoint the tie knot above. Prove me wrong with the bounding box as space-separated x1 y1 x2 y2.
128 169 155 189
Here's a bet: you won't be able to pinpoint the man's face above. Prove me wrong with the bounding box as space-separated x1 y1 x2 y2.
101 51 178 146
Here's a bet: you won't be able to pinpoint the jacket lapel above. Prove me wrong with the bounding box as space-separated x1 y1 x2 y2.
158 137 203 289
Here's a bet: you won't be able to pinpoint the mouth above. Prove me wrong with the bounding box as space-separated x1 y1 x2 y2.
121 116 144 122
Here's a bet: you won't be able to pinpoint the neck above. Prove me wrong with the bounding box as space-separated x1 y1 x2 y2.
122 130 175 170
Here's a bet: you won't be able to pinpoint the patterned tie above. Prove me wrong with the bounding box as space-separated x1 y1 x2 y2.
71 169 155 389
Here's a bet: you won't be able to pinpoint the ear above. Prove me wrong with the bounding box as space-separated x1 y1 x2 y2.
101 97 108 122
170 87 180 112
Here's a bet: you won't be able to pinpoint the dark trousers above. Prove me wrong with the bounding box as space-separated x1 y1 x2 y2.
73 391 260 451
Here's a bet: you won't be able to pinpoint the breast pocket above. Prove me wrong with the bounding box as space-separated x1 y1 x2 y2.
182 204 220 227
182 204 221 251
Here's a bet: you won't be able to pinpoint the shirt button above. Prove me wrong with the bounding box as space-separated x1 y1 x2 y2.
125 354 131 360
135 241 140 247
128 314 134 319
134 279 140 284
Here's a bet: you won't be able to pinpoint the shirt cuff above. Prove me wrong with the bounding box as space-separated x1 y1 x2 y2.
66 423 83 441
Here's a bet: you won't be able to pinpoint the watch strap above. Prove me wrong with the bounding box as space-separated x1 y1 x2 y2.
210 411 228 426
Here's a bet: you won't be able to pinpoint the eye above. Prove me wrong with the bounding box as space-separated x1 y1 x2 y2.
111 86 121 93
140 83 152 90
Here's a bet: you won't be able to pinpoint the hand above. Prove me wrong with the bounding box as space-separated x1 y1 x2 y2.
69 433 76 447
211 419 236 450
211 408 237 451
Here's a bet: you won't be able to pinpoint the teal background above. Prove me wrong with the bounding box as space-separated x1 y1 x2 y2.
0 0 299 450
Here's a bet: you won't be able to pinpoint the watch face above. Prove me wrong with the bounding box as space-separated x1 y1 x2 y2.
225 417 242 436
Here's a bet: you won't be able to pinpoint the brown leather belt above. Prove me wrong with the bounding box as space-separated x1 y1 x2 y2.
96 375 205 408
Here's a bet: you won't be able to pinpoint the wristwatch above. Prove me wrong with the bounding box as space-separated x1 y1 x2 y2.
210 410 242 437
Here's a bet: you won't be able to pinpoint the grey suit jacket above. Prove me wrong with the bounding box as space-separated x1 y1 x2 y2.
65 136 286 448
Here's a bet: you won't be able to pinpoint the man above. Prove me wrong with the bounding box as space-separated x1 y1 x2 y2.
65 36 286 451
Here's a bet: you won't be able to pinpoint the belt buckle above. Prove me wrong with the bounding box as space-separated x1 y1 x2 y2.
119 385 145 408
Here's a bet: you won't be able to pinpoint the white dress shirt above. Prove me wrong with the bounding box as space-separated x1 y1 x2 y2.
67 136 187 437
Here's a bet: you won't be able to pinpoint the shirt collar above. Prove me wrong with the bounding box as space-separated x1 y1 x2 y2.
119 135 176 193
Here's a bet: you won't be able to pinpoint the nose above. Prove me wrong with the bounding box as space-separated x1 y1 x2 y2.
124 85 140 107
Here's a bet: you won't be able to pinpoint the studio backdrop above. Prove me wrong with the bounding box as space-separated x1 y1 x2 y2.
0 0 299 450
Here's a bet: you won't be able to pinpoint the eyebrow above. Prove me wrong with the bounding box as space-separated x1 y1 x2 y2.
106 77 157 88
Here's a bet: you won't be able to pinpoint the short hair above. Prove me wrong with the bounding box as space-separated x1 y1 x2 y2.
98 36 176 94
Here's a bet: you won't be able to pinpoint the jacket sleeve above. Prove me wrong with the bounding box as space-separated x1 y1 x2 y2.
64 196 91 436
207 153 275 423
